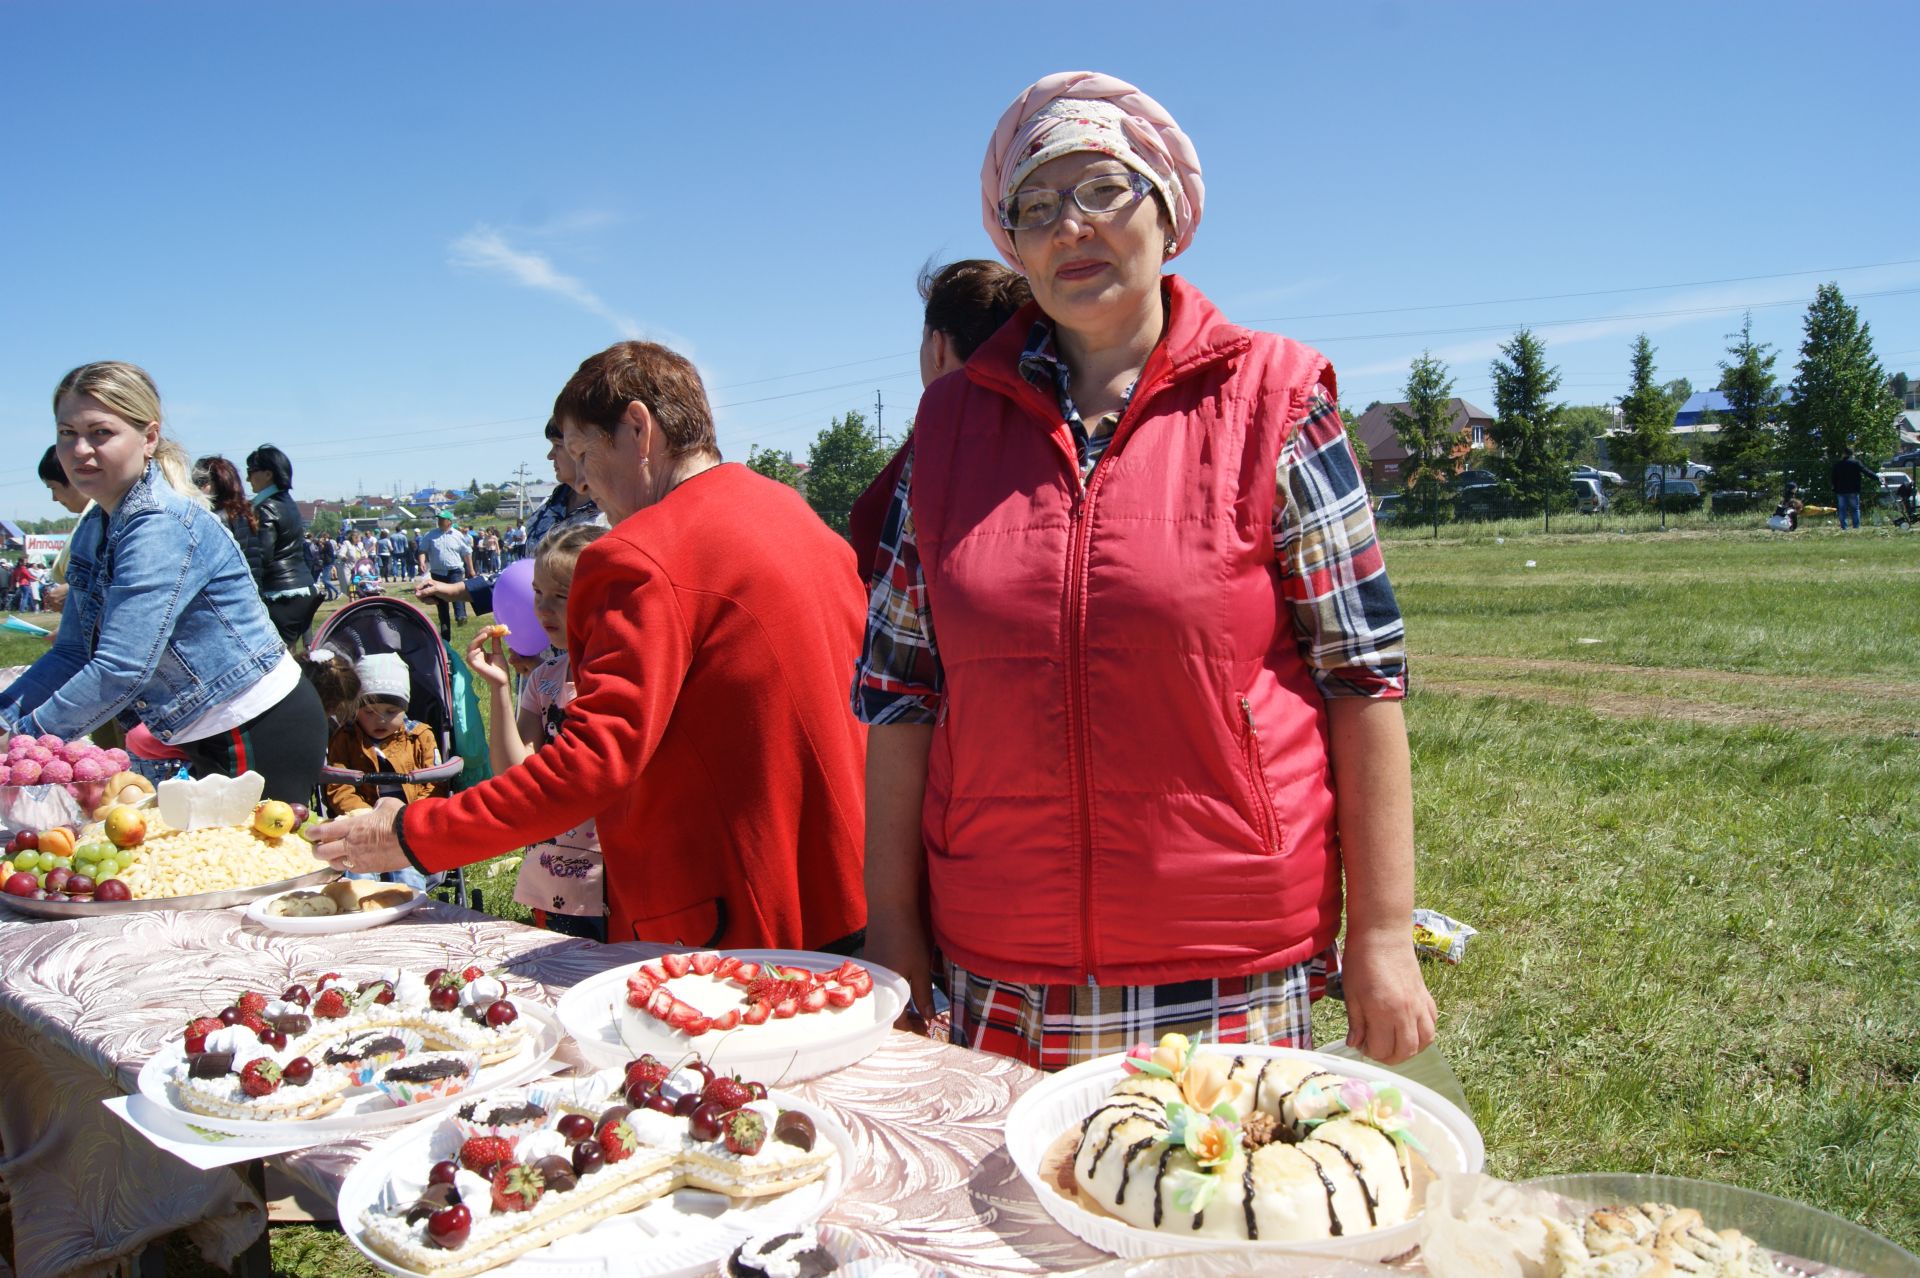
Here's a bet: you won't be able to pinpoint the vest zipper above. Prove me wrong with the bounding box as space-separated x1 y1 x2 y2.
1066 481 1098 979
1239 696 1281 855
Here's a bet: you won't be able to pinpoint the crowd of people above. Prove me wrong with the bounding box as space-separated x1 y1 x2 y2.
9 71 1441 1072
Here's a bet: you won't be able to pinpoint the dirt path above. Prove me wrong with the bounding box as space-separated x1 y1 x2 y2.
1417 655 1920 738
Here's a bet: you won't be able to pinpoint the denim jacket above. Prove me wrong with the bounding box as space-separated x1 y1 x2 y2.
0 463 287 741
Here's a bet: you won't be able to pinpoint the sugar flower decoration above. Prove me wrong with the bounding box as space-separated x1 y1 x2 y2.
1180 1052 1250 1119
1167 1167 1221 1214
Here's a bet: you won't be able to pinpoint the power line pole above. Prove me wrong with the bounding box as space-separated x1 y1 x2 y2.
513 462 532 523
874 390 885 446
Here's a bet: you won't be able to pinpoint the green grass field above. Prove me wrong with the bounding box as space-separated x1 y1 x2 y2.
0 525 1914 1270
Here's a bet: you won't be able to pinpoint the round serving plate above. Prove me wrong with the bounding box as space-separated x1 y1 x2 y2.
0 865 340 920
1004 1043 1485 1265
136 1002 563 1140
245 884 427 934
336 1086 851 1278
555 949 907 1085
1520 1174 1920 1278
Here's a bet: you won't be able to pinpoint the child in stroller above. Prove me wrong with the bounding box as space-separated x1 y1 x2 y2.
352 552 382 598
313 597 478 902
1893 475 1918 529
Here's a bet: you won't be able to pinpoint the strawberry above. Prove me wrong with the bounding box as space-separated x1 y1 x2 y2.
623 1055 671 1091
489 1163 545 1213
824 985 857 1008
772 998 799 1020
625 970 657 1003
742 1002 771 1026
689 950 720 976
714 956 742 979
312 988 350 1019
702 1076 753 1111
461 965 485 983
709 1009 741 1032
237 1010 268 1034
184 1015 224 1047
639 962 666 983
596 1116 639 1163
640 988 672 1021
800 987 828 1013
682 1014 713 1036
732 962 760 982
315 971 342 987
664 1001 703 1033
458 1135 515 1175
661 952 692 978
238 1058 282 1097
723 1108 767 1156
236 991 269 1015
828 961 861 983
843 969 873 997
743 970 807 1006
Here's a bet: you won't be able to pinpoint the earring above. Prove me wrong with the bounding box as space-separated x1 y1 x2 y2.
1164 236 1177 255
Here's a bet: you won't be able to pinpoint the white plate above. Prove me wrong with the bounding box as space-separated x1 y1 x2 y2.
245 885 426 934
337 1084 850 1278
1004 1043 1485 1265
555 950 906 1085
136 1002 563 1141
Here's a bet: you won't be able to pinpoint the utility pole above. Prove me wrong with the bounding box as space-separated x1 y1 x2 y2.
513 462 532 522
874 390 885 447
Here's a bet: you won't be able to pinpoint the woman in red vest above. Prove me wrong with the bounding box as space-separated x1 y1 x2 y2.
315 341 868 953
857 72 1436 1069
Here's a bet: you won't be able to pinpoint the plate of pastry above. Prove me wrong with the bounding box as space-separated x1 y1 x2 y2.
246 878 426 933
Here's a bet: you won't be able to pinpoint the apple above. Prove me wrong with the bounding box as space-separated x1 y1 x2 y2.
103 806 146 849
252 801 297 839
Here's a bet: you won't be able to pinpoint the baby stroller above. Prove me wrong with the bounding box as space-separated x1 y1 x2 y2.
352 557 383 599
312 596 491 908
1892 478 1917 530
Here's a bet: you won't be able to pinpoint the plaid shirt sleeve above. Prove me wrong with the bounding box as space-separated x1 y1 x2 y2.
853 446 943 725
1276 385 1408 699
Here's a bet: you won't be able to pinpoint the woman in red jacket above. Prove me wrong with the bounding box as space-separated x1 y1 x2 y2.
315 342 868 952
857 72 1435 1069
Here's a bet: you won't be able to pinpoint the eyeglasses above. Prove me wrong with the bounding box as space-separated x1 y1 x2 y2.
998 171 1154 232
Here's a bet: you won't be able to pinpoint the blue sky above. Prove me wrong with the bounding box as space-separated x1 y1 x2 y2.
5 1 1916 520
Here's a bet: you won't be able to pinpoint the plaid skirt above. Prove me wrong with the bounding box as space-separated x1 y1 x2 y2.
943 945 1338 1073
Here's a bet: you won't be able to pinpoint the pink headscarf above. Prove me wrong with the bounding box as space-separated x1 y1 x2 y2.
982 71 1205 270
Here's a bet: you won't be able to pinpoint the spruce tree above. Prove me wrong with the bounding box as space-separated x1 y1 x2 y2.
1705 313 1781 493
1784 283 1900 499
1388 352 1457 526
1612 334 1683 484
1489 329 1570 522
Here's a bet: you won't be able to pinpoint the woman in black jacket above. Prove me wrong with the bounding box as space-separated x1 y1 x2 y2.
243 445 322 646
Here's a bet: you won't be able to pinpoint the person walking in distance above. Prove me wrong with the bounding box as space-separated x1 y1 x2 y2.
1830 447 1868 530
418 510 474 640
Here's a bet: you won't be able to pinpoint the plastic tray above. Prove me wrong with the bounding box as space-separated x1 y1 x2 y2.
1004 1043 1485 1265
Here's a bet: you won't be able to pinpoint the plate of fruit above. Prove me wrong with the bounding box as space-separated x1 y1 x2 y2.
338 1052 848 1278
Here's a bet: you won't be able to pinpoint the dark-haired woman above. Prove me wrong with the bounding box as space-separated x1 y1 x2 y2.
243 444 322 646
847 260 1033 583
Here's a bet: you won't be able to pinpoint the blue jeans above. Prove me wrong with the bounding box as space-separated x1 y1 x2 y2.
349 868 445 892
1836 492 1861 528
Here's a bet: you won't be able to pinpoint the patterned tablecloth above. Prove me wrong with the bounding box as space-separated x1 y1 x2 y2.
0 901 1108 1278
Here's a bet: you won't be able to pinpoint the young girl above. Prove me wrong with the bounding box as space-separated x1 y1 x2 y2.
467 524 607 941
324 653 448 891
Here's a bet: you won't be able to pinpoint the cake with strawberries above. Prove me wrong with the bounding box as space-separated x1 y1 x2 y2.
359 1052 837 1276
1067 1034 1427 1242
617 951 874 1051
171 1024 353 1121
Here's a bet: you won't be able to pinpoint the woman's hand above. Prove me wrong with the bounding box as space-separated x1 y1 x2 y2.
466 631 511 691
44 584 67 614
864 723 937 1032
864 910 936 1035
1340 928 1436 1065
309 799 411 875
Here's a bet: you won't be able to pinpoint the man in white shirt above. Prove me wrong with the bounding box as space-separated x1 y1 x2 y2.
417 511 475 640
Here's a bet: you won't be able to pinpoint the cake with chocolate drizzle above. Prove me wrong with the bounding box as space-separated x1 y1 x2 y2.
1069 1034 1425 1241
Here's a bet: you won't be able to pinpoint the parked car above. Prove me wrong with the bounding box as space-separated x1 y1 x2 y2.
1572 465 1624 488
1652 479 1704 511
1571 476 1607 513
1885 449 1920 468
1373 493 1406 524
1453 482 1509 520
1644 462 1712 500
1450 468 1499 489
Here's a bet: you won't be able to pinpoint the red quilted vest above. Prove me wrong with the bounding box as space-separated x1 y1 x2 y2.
909 276 1341 986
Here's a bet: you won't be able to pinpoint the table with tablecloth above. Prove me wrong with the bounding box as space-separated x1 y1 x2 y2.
0 900 1108 1278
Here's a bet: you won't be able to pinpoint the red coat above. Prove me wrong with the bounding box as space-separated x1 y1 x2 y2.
908 276 1340 986
401 464 867 949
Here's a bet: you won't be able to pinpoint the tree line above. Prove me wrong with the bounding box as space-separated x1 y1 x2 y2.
1387 282 1906 521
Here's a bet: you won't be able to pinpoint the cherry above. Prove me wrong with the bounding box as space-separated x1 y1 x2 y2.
424 966 448 987
218 1007 243 1026
688 1100 727 1143
673 1092 702 1117
570 1141 604 1176
747 1080 768 1100
428 1159 460 1186
483 999 517 1028
426 1203 471 1249
623 1080 655 1110
644 1091 677 1115
282 1057 313 1086
555 1113 594 1144
687 1061 716 1086
429 986 460 1013
258 1027 288 1051
282 984 311 1007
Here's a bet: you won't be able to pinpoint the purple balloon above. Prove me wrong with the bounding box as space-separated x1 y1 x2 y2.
491 559 547 656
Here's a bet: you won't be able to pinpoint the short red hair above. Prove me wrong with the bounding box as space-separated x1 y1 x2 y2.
553 342 718 462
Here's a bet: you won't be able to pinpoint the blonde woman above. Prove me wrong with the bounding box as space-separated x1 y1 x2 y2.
0 361 325 801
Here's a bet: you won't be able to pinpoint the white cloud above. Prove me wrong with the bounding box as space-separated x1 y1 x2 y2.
449 226 644 340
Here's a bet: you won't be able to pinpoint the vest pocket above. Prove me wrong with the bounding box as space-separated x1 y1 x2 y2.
628 897 727 948
1238 696 1283 856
